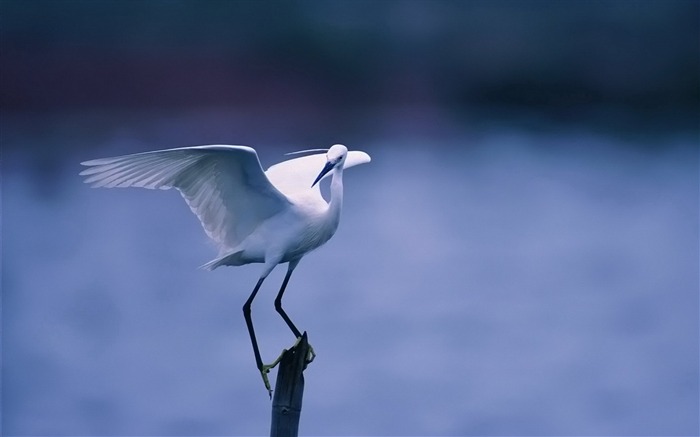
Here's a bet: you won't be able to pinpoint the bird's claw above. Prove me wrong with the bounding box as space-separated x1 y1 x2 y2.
289 335 316 364
260 363 276 398
306 343 316 364
259 349 287 398
258 337 316 398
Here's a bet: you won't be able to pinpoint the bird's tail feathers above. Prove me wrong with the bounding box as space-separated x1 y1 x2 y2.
199 250 245 271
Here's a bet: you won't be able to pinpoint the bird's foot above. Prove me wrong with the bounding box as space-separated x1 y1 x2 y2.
289 335 316 364
258 342 302 398
306 342 316 364
259 368 273 399
259 356 284 399
258 337 316 398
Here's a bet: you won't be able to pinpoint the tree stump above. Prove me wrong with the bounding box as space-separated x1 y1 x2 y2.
269 332 310 437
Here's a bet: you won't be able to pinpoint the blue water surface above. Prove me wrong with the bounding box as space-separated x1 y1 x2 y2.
3 124 698 435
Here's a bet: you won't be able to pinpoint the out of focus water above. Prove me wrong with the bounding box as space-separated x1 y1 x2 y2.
3 126 698 435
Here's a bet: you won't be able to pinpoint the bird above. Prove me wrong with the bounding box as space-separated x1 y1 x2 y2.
79 143 371 396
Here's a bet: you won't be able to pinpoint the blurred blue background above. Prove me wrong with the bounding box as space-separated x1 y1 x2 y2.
2 0 698 435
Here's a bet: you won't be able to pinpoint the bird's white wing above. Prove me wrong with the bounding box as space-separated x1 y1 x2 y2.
80 145 291 250
265 150 371 199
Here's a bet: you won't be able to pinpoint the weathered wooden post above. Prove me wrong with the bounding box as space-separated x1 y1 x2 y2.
269 332 310 437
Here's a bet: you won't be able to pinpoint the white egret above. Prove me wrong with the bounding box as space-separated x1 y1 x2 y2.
80 143 371 395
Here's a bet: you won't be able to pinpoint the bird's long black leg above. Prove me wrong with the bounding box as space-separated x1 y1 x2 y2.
243 277 266 375
274 261 302 338
274 261 316 364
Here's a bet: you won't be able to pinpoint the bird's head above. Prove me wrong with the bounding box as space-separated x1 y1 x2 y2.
312 144 347 187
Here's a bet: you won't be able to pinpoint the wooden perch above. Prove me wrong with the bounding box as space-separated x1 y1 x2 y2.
270 332 310 437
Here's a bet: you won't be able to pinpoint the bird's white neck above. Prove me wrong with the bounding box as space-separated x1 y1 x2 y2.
326 166 344 226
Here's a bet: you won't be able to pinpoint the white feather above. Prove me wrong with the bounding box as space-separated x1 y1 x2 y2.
266 150 371 200
80 145 290 251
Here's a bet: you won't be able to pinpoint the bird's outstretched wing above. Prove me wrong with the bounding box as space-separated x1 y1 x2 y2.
265 150 371 200
80 145 291 250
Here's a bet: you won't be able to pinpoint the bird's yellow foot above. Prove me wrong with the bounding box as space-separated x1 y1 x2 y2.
289 335 316 364
306 342 316 364
258 337 316 398
260 356 285 398
259 363 276 398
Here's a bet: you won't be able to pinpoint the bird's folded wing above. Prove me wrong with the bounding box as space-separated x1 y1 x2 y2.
80 145 291 250
265 150 371 199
